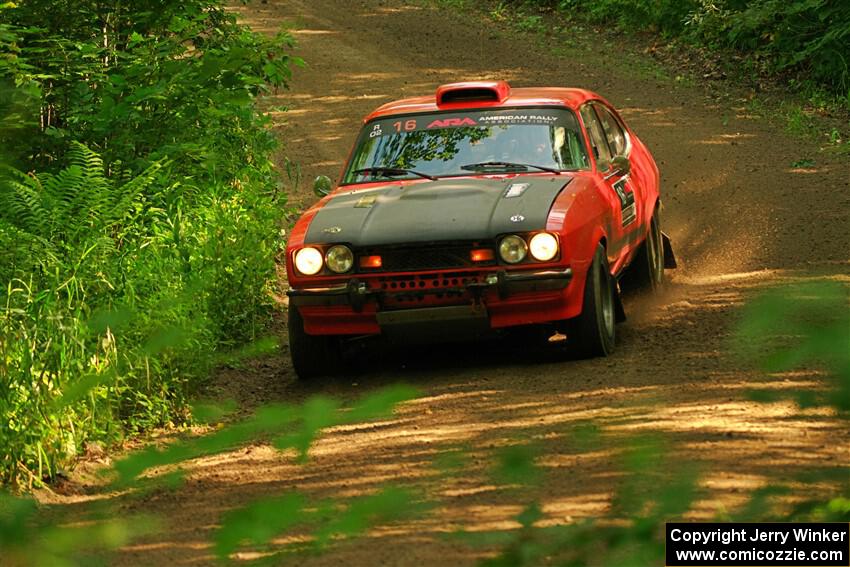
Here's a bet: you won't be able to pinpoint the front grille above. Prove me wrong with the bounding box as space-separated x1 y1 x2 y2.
381 246 470 271
358 243 495 272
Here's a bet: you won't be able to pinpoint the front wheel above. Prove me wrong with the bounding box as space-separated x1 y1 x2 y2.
566 244 616 358
288 305 343 380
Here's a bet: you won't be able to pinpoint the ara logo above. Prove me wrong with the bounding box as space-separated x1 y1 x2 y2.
427 117 477 128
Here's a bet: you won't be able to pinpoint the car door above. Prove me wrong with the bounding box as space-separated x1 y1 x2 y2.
579 103 635 272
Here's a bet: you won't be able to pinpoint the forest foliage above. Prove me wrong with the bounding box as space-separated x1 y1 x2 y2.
507 0 850 102
0 0 298 487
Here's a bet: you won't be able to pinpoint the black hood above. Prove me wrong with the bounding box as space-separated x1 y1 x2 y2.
305 175 571 247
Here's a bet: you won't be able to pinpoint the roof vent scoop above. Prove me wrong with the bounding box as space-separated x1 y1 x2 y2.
435 80 511 106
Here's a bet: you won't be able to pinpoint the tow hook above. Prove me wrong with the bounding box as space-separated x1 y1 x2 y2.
348 279 369 312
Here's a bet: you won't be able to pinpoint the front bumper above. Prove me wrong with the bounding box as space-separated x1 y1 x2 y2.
287 267 572 306
287 267 579 336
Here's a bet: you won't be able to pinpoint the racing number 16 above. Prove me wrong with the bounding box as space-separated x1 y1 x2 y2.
393 120 417 132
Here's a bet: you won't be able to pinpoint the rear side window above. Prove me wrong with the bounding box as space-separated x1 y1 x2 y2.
595 105 627 157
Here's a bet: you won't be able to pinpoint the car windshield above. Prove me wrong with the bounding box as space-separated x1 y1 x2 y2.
342 108 590 184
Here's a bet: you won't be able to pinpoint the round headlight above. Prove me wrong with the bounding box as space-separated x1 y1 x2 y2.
529 232 558 262
325 245 354 274
499 235 528 264
294 247 323 275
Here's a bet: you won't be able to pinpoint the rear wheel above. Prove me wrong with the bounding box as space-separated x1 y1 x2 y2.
622 209 664 293
288 306 343 380
567 244 616 358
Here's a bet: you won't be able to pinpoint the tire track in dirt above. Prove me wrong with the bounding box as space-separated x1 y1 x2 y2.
54 1 850 565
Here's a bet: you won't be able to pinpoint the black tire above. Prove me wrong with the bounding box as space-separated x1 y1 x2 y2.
622 209 664 293
567 244 616 358
288 305 343 380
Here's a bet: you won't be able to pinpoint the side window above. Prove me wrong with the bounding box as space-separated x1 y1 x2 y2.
565 129 590 169
595 105 627 157
579 105 612 165
551 126 590 170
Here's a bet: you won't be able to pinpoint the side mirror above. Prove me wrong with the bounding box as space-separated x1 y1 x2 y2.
313 175 333 197
610 155 630 174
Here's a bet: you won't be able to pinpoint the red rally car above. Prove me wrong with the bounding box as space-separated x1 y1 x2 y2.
286 80 675 379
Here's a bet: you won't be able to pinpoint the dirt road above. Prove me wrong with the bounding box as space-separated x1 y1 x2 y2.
56 1 850 564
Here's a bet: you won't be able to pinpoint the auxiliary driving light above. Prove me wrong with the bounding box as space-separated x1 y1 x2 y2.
325 245 354 273
499 235 528 264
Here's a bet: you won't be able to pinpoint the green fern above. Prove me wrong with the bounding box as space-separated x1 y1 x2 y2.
108 159 166 226
1 169 47 235
0 142 166 246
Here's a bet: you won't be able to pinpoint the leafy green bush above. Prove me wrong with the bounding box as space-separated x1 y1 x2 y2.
685 0 850 95
557 0 691 35
0 1 298 486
